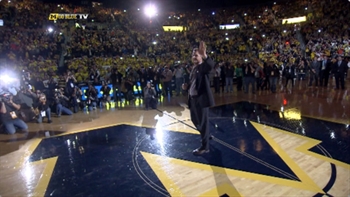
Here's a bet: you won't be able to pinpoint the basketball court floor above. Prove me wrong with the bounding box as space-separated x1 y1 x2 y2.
0 84 349 197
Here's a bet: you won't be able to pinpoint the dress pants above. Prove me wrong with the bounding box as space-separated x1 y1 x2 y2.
190 96 210 150
236 77 243 91
334 73 345 89
163 81 172 96
319 70 329 87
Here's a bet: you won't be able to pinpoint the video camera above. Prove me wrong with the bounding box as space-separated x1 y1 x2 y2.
21 70 30 82
148 80 155 88
0 93 11 102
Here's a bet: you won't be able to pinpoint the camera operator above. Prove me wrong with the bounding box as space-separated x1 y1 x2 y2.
34 93 52 123
66 71 77 95
100 81 111 108
16 84 37 122
174 64 184 96
153 66 162 97
85 84 98 111
162 66 173 97
48 76 58 91
110 68 123 102
138 66 148 97
66 71 80 113
143 81 157 110
21 70 31 86
123 76 135 101
0 93 28 134
54 88 73 116
71 86 84 112
89 66 100 82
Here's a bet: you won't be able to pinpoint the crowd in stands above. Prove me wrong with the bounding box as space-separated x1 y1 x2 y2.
0 0 349 135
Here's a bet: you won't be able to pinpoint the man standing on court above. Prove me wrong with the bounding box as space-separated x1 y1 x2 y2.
182 41 215 155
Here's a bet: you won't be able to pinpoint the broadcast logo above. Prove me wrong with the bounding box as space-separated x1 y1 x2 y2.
48 13 89 20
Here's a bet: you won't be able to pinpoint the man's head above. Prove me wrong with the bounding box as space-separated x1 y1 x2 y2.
337 55 343 61
191 48 203 65
147 81 151 88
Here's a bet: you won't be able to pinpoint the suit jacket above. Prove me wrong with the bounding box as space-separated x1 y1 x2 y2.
188 57 215 109
332 61 348 75
325 59 332 73
310 61 321 75
283 64 296 77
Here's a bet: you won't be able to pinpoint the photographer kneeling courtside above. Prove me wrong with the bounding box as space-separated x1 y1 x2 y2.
34 93 52 123
143 81 157 110
0 93 28 134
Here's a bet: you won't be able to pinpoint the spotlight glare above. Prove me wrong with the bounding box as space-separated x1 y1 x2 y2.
144 4 157 18
0 75 11 83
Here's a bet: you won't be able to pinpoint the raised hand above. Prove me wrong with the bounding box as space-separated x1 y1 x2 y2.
198 41 207 59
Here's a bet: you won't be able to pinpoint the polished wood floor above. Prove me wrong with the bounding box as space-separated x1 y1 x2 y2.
0 78 349 197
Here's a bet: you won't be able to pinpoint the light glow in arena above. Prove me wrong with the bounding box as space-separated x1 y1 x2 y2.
0 72 17 84
0 74 12 83
144 4 157 18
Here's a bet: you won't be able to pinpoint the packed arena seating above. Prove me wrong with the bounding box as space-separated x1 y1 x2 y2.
0 0 349 133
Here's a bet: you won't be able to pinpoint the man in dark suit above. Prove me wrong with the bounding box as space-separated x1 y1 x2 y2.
308 57 321 87
182 41 215 155
332 55 348 90
319 55 332 87
110 68 123 101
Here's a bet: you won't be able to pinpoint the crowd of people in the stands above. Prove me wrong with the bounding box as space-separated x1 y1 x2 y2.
0 0 349 134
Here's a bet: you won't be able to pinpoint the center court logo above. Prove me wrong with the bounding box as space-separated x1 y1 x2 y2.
48 13 89 20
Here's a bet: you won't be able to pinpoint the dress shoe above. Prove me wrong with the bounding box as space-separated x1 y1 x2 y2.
193 148 209 156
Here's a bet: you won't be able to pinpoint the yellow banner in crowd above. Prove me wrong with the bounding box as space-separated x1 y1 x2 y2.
282 16 306 24
162 26 186 31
